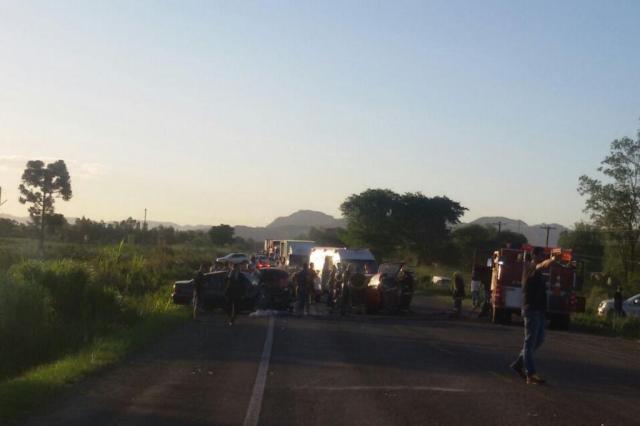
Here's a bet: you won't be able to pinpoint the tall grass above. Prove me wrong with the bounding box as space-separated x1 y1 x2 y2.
0 240 216 381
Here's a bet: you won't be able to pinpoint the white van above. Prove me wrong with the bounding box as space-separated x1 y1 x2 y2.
309 247 378 291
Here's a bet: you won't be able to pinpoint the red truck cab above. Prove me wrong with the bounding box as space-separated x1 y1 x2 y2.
490 246 585 329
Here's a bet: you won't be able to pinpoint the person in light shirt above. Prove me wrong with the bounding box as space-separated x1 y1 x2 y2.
470 275 481 309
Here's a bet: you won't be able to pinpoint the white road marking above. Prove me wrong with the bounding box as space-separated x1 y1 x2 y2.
243 316 275 426
294 385 467 393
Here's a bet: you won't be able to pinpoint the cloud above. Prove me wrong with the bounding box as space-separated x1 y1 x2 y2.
0 155 107 178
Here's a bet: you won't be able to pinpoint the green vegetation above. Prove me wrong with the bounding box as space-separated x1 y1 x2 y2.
0 234 241 423
578 127 640 296
0 293 187 421
18 159 73 251
572 313 640 339
340 189 469 264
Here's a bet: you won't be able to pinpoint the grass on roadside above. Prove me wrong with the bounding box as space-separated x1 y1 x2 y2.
0 301 189 424
571 312 640 339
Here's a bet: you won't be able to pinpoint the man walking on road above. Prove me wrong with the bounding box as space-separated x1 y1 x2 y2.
225 263 245 325
511 248 555 385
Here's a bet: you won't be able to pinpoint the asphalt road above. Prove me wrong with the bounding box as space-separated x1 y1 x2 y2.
24 297 640 426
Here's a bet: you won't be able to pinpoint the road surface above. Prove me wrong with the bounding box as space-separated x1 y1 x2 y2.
24 296 640 426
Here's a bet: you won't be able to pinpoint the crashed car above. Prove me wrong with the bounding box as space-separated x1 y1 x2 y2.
172 270 260 311
364 262 414 314
256 268 294 311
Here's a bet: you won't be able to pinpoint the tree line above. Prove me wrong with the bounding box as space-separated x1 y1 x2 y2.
298 189 528 267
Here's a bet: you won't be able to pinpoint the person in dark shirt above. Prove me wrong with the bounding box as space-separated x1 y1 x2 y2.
398 265 415 312
511 249 555 384
295 263 311 315
614 286 624 317
225 263 246 325
452 272 465 317
193 264 207 320
349 265 367 314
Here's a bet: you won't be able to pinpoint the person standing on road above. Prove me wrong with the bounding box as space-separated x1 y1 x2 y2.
193 263 207 320
340 264 353 315
225 263 246 326
452 272 465 317
510 248 555 385
350 265 367 314
470 274 481 310
309 262 320 303
295 263 311 315
398 265 415 312
614 286 624 317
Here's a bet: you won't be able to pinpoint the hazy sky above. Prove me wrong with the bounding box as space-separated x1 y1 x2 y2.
1 1 639 227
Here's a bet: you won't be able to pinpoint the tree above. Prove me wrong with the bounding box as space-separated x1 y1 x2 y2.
208 224 235 246
340 189 466 263
558 222 604 272
578 129 640 289
452 224 495 267
340 189 402 260
308 227 347 246
18 160 72 250
396 193 466 264
0 218 20 238
453 225 527 268
494 230 527 249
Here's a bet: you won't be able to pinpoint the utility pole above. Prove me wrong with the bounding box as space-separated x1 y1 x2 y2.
0 186 6 207
492 221 503 233
143 208 147 230
540 224 556 247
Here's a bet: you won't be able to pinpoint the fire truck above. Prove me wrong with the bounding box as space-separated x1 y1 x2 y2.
489 245 585 329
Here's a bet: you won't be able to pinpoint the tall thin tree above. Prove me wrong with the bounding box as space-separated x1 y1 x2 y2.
19 160 72 251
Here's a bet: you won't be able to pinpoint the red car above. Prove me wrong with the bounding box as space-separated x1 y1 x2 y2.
255 255 271 269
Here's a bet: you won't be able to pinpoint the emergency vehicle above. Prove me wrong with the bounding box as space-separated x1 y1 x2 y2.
490 245 585 329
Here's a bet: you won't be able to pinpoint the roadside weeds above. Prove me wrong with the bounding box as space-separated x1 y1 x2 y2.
0 305 189 424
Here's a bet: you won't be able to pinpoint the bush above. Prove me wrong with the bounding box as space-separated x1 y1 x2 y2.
572 313 640 339
0 276 55 378
0 241 218 381
10 260 122 325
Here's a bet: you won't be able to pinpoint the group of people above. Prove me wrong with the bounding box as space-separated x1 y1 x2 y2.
292 262 368 315
193 261 246 325
292 262 417 316
450 271 488 316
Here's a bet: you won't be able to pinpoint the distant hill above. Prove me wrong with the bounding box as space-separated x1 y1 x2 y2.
466 216 567 247
235 210 346 241
267 210 346 229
